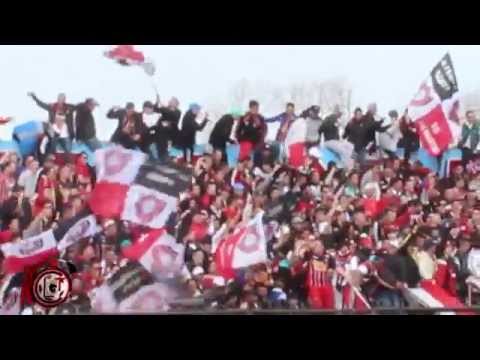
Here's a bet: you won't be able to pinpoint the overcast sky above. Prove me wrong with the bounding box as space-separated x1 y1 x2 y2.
1 45 480 140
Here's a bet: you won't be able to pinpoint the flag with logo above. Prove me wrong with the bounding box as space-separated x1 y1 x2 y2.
104 45 156 77
0 230 58 274
91 261 177 314
122 229 185 280
408 53 461 156
214 212 267 279
54 213 99 252
0 211 99 274
89 146 192 229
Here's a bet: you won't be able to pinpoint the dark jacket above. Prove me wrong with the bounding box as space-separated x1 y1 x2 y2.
31 95 76 140
0 196 32 231
458 122 480 150
209 114 235 149
377 253 407 289
398 116 420 152
344 115 390 152
75 103 97 141
180 110 208 148
107 108 146 143
318 113 341 142
236 113 267 148
153 105 182 145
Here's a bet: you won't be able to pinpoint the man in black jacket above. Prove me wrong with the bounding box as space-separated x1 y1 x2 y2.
153 97 182 148
179 104 209 165
75 98 101 152
107 102 145 146
344 106 390 166
318 105 342 143
374 239 408 308
28 92 77 140
209 109 242 161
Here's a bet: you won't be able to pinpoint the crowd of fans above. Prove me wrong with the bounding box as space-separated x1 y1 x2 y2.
1 91 480 314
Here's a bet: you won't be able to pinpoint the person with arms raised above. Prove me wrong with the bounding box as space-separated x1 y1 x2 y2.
28 92 77 141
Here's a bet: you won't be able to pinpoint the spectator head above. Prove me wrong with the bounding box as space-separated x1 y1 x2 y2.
188 103 201 116
25 155 35 168
7 218 20 236
354 107 363 120
466 110 476 124
388 110 399 120
126 102 135 115
143 101 154 114
2 161 16 176
348 172 360 186
286 102 295 115
168 97 179 109
192 184 202 197
85 98 99 111
206 182 217 196
367 103 377 115
42 201 55 221
12 185 24 198
102 219 118 239
249 100 259 115
423 239 439 255
459 237 472 254
385 239 400 254
333 104 343 117
57 93 66 104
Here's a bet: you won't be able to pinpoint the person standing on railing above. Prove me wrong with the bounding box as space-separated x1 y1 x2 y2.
265 102 297 161
28 92 77 142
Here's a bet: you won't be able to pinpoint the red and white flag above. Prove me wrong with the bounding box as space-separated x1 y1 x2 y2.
121 185 177 230
90 147 191 229
95 146 146 185
215 212 267 279
408 53 461 156
104 45 156 76
285 118 308 167
0 230 58 274
122 229 185 279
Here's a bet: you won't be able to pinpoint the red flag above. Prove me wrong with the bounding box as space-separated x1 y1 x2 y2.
104 45 156 76
88 182 129 219
122 229 185 279
0 230 59 274
408 53 460 156
214 213 267 279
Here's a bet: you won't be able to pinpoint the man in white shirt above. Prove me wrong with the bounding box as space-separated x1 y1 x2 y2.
51 113 72 153
17 156 40 199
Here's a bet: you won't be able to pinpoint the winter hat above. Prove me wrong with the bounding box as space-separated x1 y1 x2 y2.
230 108 243 118
189 103 201 113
